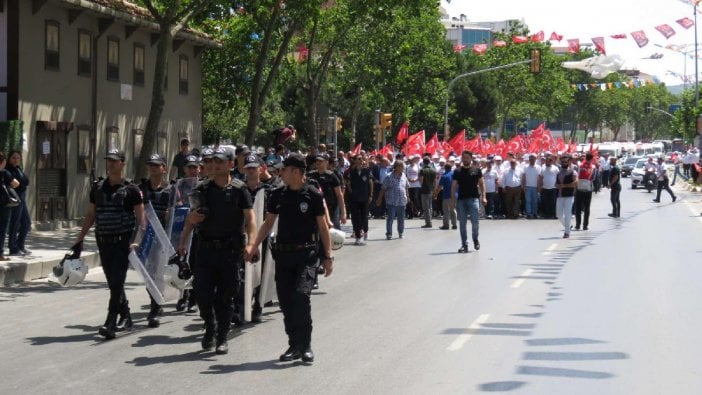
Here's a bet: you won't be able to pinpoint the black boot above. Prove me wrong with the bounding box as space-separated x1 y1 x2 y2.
215 336 229 355
201 322 215 350
116 301 133 331
98 312 118 340
147 303 163 328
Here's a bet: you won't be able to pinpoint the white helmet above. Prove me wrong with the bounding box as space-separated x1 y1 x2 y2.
329 228 345 250
164 255 193 290
48 258 88 287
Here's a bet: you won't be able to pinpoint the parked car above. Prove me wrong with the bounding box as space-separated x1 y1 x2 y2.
630 159 647 188
621 156 641 178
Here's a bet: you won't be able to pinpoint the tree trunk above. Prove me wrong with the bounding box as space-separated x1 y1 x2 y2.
137 25 172 181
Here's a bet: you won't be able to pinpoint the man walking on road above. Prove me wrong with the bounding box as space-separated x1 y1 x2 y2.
419 155 437 228
451 151 487 253
556 154 578 239
653 156 677 203
608 156 621 218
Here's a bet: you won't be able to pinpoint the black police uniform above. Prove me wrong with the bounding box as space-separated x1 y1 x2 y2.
191 177 252 349
91 178 143 338
269 182 325 355
138 179 173 327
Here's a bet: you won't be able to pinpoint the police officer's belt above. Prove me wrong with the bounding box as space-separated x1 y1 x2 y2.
96 233 131 243
272 242 318 252
199 238 243 250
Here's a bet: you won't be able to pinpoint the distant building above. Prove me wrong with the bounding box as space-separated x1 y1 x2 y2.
439 9 518 49
0 0 217 225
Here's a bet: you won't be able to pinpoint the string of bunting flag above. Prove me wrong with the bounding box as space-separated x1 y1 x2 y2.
571 78 657 91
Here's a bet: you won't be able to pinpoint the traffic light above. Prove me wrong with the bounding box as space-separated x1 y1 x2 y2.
529 48 542 74
381 113 392 129
336 116 343 131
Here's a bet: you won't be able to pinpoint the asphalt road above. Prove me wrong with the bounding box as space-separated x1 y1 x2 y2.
1 179 700 394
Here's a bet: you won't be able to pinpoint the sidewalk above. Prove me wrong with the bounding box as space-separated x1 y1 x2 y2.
0 228 98 286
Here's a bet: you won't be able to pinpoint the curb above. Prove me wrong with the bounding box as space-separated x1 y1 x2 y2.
0 251 100 286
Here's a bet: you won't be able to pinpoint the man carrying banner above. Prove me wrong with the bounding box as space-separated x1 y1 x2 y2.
75 149 145 340
138 154 173 328
246 153 334 364
178 147 256 355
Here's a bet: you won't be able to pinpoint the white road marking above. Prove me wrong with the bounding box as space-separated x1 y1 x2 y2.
511 269 534 288
542 243 558 256
447 313 490 351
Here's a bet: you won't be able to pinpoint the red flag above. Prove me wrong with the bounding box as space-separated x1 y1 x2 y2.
482 139 495 155
465 134 482 152
439 141 452 158
379 143 393 156
472 44 487 55
507 136 522 155
447 130 465 156
542 128 555 150
567 39 580 53
493 40 507 47
556 137 565 152
530 30 544 42
677 17 695 29
568 141 577 154
591 36 606 55
655 24 676 39
297 46 309 62
512 35 528 44
549 32 563 41
404 131 425 157
425 133 439 155
630 31 649 48
610 33 627 39
395 121 409 145
453 44 466 53
351 143 362 156
527 139 541 153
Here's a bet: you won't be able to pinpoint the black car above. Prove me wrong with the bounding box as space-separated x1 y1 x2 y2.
620 156 641 178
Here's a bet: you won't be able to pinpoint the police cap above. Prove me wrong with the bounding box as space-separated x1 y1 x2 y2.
213 147 233 161
104 148 126 161
185 155 200 167
236 144 251 156
244 154 262 168
283 153 306 170
201 148 215 159
146 153 167 166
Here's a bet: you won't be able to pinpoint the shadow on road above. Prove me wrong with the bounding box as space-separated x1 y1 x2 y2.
202 359 301 374
126 350 214 366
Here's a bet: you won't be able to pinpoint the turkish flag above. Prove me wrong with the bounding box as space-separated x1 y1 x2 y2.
556 137 565 152
542 129 555 150
465 134 482 153
425 133 439 155
567 39 580 53
379 143 393 156
493 40 507 47
531 31 544 42
472 44 488 55
404 131 425 157
610 33 627 39
351 143 362 156
453 44 466 53
439 141 452 158
513 35 528 44
507 136 522 155
527 139 541 153
591 37 606 55
396 121 409 145
482 139 495 155
447 130 465 156
568 141 577 154
549 32 563 41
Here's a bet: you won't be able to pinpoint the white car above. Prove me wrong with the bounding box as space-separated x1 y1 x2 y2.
630 159 647 188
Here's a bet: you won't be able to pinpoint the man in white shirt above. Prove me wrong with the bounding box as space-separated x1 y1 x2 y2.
405 155 421 218
521 154 542 219
500 158 523 219
483 160 499 219
540 155 559 219
653 156 676 203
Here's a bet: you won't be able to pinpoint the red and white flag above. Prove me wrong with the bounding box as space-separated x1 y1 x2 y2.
655 24 676 39
567 39 580 54
403 131 425 157
677 17 695 29
512 35 528 44
591 37 606 55
493 40 507 47
350 143 362 156
425 133 439 156
472 44 487 55
531 31 545 42
610 33 627 39
395 121 409 145
630 31 649 48
453 44 466 53
447 130 465 156
549 32 563 41
507 136 522 155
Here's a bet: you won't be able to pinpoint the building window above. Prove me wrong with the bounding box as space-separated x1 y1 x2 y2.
107 37 119 81
179 55 188 95
106 126 120 153
133 44 145 86
77 125 91 173
78 30 91 76
45 20 60 70
133 129 144 160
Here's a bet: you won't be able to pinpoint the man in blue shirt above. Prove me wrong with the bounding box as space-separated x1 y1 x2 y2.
435 163 456 230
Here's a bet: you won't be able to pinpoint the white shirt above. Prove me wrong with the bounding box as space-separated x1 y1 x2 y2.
483 168 498 193
406 163 421 188
541 164 559 189
599 157 610 171
655 163 667 180
501 166 523 187
523 164 541 187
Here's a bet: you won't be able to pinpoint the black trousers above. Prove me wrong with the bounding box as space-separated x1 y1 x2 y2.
656 178 676 201
574 190 592 228
540 188 557 219
274 249 318 349
96 236 130 314
350 201 369 238
193 247 242 335
610 185 621 217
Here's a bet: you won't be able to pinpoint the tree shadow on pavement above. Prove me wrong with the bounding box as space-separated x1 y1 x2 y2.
126 350 215 366
132 333 200 348
27 332 100 345
202 359 300 374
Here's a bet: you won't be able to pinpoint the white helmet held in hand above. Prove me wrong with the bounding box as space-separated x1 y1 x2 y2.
329 228 345 250
48 243 88 287
164 255 193 290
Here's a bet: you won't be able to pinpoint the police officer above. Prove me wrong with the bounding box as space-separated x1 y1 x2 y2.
247 153 334 363
75 149 145 339
178 147 256 355
138 154 172 327
175 154 201 312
